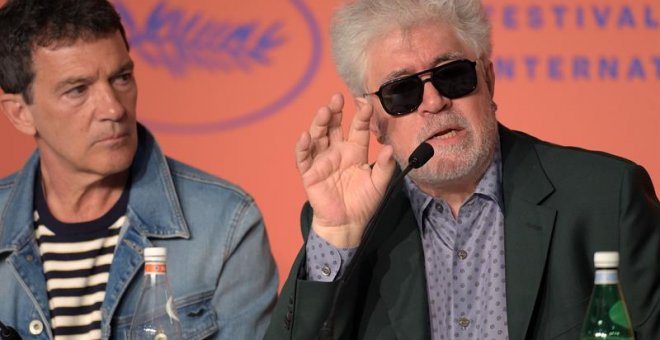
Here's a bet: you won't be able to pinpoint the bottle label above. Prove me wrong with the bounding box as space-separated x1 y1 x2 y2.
594 269 618 284
145 263 167 275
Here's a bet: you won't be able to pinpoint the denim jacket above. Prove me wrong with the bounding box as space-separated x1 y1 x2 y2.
0 125 278 339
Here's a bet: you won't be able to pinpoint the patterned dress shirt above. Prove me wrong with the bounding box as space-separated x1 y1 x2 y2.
306 146 509 339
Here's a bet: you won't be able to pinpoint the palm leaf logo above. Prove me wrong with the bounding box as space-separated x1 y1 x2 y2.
114 0 286 76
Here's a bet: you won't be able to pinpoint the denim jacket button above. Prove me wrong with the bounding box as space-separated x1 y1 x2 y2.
28 320 43 335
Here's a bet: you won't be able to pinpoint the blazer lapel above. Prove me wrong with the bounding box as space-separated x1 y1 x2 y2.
500 126 557 339
372 182 431 339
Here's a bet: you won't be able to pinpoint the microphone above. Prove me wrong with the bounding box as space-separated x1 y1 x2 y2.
391 141 434 184
317 142 434 339
407 142 434 169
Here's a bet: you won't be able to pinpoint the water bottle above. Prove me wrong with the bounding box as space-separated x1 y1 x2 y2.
129 247 182 340
580 251 635 340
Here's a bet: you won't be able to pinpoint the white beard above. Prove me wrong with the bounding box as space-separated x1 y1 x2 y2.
385 106 499 188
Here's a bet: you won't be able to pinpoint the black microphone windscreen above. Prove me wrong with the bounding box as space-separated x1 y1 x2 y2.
408 142 434 169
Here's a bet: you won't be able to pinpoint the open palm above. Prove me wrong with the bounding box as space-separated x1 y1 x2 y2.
295 94 395 248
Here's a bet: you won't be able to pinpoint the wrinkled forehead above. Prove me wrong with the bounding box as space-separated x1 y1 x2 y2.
31 31 128 65
29 32 132 93
32 29 126 52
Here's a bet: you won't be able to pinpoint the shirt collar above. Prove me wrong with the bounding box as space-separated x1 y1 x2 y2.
474 142 504 208
404 142 504 228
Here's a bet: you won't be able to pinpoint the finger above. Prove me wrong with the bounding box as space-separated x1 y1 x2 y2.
295 131 313 175
309 94 343 140
326 93 345 144
371 145 396 196
347 100 373 147
309 106 332 150
308 94 344 152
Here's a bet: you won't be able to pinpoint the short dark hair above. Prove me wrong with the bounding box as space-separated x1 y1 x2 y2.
0 0 129 104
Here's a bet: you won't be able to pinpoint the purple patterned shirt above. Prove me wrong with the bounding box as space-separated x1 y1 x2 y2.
306 147 509 339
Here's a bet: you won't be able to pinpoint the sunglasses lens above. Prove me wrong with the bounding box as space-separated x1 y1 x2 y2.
379 77 423 115
375 59 477 116
431 60 477 99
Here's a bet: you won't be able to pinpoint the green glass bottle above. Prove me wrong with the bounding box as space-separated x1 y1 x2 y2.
581 251 635 340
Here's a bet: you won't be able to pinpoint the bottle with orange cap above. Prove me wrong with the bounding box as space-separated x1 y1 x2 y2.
129 247 182 340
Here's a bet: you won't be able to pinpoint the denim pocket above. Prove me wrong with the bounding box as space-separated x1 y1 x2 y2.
177 290 218 340
112 290 218 339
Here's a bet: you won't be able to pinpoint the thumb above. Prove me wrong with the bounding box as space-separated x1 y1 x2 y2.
371 145 396 196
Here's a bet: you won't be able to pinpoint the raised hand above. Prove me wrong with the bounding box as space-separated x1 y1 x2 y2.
295 93 396 248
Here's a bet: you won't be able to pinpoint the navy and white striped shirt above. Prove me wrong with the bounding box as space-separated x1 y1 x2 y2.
34 178 128 340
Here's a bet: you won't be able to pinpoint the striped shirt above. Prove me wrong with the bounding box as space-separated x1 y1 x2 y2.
34 178 129 340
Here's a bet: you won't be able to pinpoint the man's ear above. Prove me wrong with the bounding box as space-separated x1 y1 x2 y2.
0 93 37 136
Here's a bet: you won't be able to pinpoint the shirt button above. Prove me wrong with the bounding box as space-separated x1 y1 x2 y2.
457 249 468 259
26 254 34 262
321 264 332 276
29 319 44 335
458 317 470 329
284 310 293 330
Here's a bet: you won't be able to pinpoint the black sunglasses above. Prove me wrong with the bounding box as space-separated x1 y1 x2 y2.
365 59 478 116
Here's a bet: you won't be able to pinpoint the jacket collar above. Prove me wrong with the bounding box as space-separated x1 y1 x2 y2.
0 123 189 254
126 124 190 239
0 152 39 253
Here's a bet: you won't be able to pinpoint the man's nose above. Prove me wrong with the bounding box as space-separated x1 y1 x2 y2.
416 78 451 114
95 84 126 120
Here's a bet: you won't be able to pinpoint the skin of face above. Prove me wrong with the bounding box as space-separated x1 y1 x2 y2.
22 31 138 184
360 20 498 197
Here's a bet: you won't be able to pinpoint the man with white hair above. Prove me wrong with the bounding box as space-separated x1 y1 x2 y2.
266 0 660 338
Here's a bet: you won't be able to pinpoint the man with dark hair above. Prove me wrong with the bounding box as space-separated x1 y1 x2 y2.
266 0 660 339
0 0 277 339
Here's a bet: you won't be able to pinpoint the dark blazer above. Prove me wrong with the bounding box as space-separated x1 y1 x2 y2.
266 125 660 339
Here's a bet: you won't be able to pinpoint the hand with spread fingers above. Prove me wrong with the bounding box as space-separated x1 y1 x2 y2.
295 93 396 248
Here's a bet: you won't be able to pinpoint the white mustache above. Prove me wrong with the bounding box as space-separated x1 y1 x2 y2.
416 112 469 144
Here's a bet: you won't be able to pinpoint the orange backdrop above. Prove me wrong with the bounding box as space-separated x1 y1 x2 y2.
1 0 658 289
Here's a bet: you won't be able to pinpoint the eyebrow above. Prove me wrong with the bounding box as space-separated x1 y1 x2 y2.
110 60 135 78
53 75 94 94
381 52 468 82
53 60 135 93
